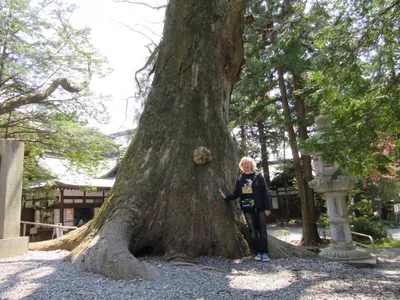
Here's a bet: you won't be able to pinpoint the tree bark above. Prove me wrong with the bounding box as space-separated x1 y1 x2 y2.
292 71 321 245
276 67 308 236
240 124 247 154
277 66 320 246
31 0 316 280
257 120 270 184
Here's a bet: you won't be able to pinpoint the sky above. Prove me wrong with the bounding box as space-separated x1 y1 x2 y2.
67 0 166 134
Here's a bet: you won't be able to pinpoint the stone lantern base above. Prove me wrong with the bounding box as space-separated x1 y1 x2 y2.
320 245 371 260
319 244 377 268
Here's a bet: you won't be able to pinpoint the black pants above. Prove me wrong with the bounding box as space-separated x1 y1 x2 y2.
244 210 269 254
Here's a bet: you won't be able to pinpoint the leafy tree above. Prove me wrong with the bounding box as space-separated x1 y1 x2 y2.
0 0 117 180
231 46 287 184
303 0 400 178
353 176 400 219
297 1 400 225
239 0 400 245
233 0 324 245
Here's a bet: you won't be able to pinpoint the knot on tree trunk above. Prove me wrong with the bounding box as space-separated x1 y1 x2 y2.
193 146 212 165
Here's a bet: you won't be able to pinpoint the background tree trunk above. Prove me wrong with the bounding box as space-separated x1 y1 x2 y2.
257 120 271 184
31 0 316 280
277 66 320 246
267 4 320 246
240 124 247 154
292 71 321 245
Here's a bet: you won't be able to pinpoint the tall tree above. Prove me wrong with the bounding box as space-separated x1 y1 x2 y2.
32 0 314 280
238 0 322 245
230 32 285 184
304 0 400 177
0 0 116 180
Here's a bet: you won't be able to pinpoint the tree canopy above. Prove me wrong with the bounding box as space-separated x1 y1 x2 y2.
0 0 117 182
230 0 400 180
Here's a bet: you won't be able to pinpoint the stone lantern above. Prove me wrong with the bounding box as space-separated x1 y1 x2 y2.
308 116 373 262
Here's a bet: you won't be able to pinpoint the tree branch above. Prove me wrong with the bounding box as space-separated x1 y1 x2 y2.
113 0 168 10
0 74 91 116
135 44 159 94
3 130 52 136
109 18 158 46
127 23 162 38
379 0 400 17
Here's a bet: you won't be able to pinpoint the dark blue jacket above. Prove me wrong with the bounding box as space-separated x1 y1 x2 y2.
225 172 271 211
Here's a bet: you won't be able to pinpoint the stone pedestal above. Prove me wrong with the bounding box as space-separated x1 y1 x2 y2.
0 237 29 259
310 175 371 260
0 140 29 259
308 116 371 262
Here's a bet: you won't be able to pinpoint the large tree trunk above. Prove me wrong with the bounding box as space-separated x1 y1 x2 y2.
72 0 250 279
30 0 316 280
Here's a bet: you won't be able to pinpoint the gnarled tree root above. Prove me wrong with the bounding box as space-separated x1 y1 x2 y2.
29 222 90 251
269 235 317 259
29 219 158 280
66 219 158 280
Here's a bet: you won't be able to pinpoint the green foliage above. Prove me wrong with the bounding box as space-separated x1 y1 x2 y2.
303 0 400 177
80 185 98 193
317 213 329 229
353 199 373 217
374 238 400 248
0 0 117 182
230 0 307 158
351 178 400 219
272 229 290 238
0 0 110 119
23 113 118 182
233 0 400 180
272 229 291 242
351 216 387 240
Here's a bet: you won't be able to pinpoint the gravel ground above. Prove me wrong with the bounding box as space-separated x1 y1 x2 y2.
0 250 399 300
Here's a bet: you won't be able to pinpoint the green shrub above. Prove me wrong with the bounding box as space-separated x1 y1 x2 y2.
374 238 400 248
351 216 387 240
353 199 373 217
317 213 329 229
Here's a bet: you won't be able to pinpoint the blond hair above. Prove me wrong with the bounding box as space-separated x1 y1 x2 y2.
239 156 257 172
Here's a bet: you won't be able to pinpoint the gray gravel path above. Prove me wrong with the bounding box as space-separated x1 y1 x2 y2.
0 250 399 300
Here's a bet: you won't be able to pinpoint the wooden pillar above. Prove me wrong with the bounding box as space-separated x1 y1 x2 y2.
60 189 64 224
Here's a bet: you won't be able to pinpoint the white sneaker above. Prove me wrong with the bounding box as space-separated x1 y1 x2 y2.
262 253 270 262
254 253 262 261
